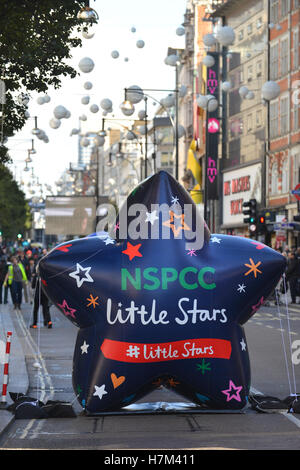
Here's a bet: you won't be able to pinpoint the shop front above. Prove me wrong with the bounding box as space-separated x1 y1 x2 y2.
221 163 262 237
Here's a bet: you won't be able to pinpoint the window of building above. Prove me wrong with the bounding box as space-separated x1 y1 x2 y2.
270 0 279 23
238 29 244 41
256 60 263 77
256 17 262 29
247 114 253 131
256 110 263 127
247 23 253 35
270 42 279 80
281 0 290 17
270 101 279 138
280 37 289 76
280 96 289 135
293 29 299 70
247 65 253 82
294 0 299 9
281 159 289 193
271 161 279 195
293 103 299 131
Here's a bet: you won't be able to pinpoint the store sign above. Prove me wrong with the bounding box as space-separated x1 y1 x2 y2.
222 164 262 226
206 52 219 200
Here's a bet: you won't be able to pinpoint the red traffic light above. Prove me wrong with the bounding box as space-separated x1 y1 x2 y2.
259 216 265 224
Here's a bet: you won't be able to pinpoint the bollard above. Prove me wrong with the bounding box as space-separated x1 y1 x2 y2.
0 332 12 407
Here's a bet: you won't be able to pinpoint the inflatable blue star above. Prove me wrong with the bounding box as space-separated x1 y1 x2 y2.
39 171 286 413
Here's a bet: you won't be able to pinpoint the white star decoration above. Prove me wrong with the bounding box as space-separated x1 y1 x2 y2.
171 196 179 204
211 236 221 244
69 263 94 288
240 339 247 351
104 237 115 245
237 284 246 293
80 340 89 354
145 210 159 226
93 384 107 400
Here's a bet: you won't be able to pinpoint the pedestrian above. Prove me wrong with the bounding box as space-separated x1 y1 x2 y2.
286 251 299 304
27 258 36 303
3 255 28 310
30 276 52 329
18 251 30 303
0 256 8 304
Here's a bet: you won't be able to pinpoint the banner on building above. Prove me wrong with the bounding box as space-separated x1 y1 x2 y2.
206 52 220 200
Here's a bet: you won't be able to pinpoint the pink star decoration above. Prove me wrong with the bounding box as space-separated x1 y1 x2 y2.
57 299 77 319
222 380 243 402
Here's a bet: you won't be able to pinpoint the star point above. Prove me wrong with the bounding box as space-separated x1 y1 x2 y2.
93 384 107 400
244 258 262 278
145 210 159 225
162 210 191 237
69 263 94 288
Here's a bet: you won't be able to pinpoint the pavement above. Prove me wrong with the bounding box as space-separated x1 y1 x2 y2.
0 302 29 436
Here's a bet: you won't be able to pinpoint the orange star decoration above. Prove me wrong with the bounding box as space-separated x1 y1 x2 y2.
86 294 99 308
122 242 143 261
162 211 191 237
167 378 180 388
244 258 262 278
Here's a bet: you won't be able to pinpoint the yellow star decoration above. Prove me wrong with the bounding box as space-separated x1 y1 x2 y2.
244 258 262 278
86 294 99 308
162 210 191 237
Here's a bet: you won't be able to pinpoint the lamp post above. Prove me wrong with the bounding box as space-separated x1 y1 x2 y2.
204 95 219 224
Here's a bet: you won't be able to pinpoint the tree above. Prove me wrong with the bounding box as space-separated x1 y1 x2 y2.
0 0 92 163
0 164 31 239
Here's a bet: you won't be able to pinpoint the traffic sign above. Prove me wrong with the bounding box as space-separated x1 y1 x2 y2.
291 183 300 201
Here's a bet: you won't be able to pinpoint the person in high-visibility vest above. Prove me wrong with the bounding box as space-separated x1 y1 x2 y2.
4 255 28 311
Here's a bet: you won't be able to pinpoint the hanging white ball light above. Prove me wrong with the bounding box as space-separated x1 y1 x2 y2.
82 30 95 39
121 103 135 116
70 128 80 136
37 96 45 105
246 91 255 100
100 98 113 111
111 50 119 59
216 25 235 46
136 40 145 48
261 81 281 100
64 110 71 119
43 94 51 103
131 26 136 33
221 81 232 92
90 104 99 113
164 94 175 108
81 95 90 105
196 94 208 109
84 81 93 90
53 105 67 119
165 54 180 66
203 33 217 47
239 86 249 98
202 55 215 67
206 95 218 112
49 118 61 129
78 57 95 73
79 114 87 121
126 131 136 140
126 85 144 104
138 109 146 120
176 26 185 36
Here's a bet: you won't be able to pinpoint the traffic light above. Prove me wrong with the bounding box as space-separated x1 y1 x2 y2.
242 199 257 224
257 213 266 233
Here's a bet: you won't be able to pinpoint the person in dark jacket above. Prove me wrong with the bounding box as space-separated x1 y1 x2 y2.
30 264 52 329
286 252 299 304
0 257 8 304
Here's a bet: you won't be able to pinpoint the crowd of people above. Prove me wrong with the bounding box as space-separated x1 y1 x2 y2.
0 243 52 329
283 247 300 305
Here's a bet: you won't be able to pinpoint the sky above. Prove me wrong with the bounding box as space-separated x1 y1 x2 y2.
7 0 187 196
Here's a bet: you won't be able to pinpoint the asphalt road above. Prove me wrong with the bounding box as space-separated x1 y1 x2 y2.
0 300 300 451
